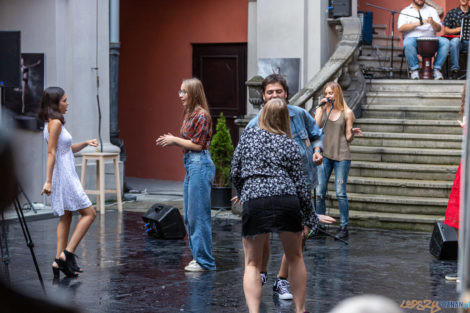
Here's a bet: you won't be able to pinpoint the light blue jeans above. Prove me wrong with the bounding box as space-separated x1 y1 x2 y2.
183 150 216 270
403 36 450 70
449 37 469 71
315 158 351 228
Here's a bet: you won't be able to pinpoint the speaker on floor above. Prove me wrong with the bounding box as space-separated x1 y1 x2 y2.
142 203 186 239
0 31 21 88
429 221 458 260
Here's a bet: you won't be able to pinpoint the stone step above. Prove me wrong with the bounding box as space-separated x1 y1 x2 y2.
349 161 458 180
354 118 462 134
361 105 460 120
361 45 404 59
328 176 452 198
324 206 444 232
361 67 408 79
350 145 461 164
325 192 447 215
353 131 462 149
372 34 401 46
366 91 461 106
366 79 465 93
372 24 387 35
358 57 406 70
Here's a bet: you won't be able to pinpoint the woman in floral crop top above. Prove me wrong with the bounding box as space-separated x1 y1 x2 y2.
231 99 335 313
156 78 216 272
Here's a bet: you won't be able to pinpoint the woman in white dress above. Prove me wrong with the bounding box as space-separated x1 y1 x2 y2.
38 87 97 278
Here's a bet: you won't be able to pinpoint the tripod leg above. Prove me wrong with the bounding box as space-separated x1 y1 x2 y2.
14 198 46 294
0 210 11 285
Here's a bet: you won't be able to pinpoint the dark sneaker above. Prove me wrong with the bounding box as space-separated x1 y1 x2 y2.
336 226 349 240
451 70 459 80
273 278 293 300
260 272 267 286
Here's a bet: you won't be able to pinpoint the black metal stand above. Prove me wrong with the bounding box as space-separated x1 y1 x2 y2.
0 186 45 294
366 3 422 79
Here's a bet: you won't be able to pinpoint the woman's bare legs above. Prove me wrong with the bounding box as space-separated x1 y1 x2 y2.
243 233 269 313
63 206 96 255
55 206 96 267
53 211 73 268
278 231 306 313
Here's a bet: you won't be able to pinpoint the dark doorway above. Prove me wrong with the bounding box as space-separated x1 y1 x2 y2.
192 43 247 146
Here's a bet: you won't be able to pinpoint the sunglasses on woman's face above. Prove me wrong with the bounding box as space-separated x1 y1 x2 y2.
178 90 187 97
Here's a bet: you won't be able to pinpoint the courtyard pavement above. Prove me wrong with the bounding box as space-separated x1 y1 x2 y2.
0 178 460 313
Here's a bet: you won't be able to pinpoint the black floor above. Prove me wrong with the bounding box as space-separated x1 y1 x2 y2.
1 211 458 313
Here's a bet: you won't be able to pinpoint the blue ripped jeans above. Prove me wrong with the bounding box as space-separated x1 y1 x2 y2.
315 158 351 228
183 150 216 270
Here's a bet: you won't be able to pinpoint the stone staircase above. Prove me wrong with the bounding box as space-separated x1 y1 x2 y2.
324 80 465 231
360 24 408 79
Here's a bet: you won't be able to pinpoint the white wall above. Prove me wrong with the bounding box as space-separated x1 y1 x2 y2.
246 0 332 115
0 0 113 203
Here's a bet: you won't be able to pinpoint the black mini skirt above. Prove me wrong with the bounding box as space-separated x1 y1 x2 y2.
242 195 302 237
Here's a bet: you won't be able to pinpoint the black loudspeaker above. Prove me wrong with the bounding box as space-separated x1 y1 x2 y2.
0 31 21 88
142 204 186 239
331 0 351 18
429 222 458 260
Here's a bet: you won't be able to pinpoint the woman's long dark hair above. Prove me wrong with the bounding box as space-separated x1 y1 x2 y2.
37 87 65 124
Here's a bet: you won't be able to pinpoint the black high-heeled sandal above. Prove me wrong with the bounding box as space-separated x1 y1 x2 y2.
52 258 60 279
64 249 83 273
57 257 78 278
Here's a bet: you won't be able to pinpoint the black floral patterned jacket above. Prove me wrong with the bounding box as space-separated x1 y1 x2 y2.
231 127 318 228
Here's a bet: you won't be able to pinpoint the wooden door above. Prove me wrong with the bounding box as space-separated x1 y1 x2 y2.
192 43 247 146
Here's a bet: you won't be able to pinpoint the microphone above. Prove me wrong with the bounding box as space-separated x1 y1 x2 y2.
319 98 334 107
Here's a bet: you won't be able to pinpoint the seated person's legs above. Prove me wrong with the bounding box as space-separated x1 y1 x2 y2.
434 37 450 71
449 37 461 72
403 37 419 71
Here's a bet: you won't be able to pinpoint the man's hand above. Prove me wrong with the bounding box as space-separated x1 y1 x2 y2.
313 151 323 165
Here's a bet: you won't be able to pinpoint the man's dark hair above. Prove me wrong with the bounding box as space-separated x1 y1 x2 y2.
261 74 289 99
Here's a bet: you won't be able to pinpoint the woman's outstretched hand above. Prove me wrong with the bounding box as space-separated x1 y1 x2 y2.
86 139 98 147
156 133 177 147
351 128 362 136
317 214 336 224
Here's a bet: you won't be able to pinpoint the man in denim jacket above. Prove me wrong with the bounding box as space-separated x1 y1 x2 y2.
245 73 324 300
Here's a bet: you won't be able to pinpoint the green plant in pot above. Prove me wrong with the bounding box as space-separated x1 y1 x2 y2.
210 112 234 209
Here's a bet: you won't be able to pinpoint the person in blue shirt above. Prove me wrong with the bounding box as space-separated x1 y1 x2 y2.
245 74 328 300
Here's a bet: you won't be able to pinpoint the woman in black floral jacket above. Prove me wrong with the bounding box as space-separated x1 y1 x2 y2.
231 99 335 313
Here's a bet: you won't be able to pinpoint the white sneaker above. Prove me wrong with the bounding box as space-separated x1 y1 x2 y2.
184 260 207 272
273 278 294 300
410 70 420 80
433 69 443 80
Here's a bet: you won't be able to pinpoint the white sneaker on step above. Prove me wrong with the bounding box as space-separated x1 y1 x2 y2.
410 70 420 80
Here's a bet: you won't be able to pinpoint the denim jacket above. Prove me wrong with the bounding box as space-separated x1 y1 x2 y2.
246 105 324 188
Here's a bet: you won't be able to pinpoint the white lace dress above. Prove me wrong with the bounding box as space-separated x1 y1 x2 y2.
44 122 91 216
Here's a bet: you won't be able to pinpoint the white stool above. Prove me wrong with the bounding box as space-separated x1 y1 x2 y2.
80 152 122 214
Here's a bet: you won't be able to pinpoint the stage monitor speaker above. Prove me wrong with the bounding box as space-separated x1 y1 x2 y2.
0 31 21 88
142 203 186 240
331 0 352 18
429 222 458 260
